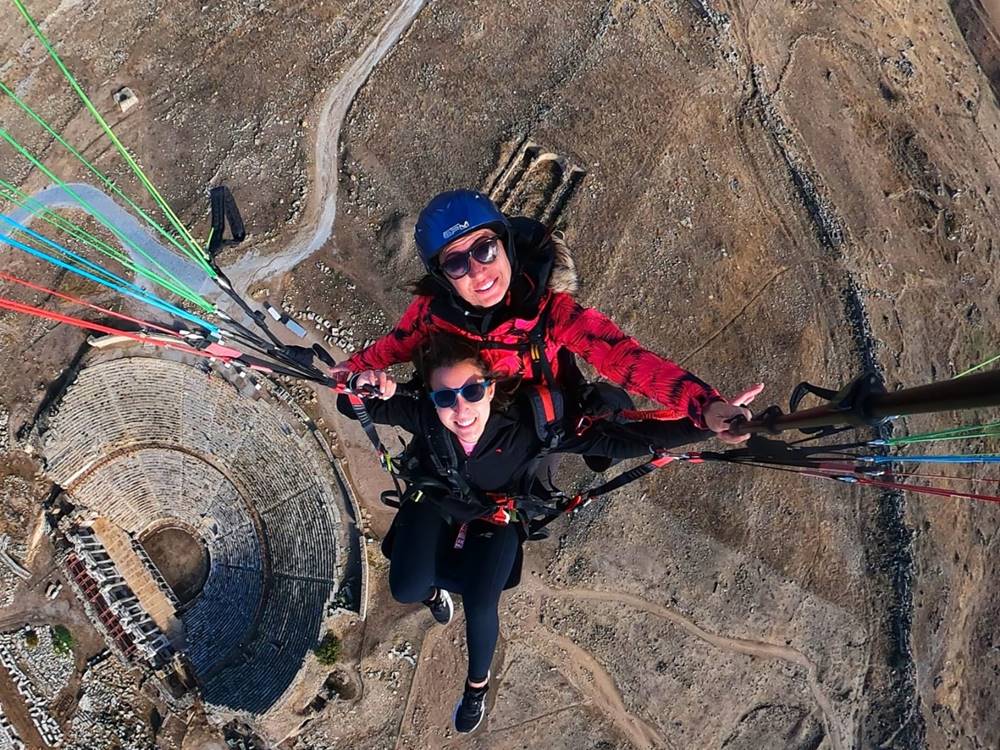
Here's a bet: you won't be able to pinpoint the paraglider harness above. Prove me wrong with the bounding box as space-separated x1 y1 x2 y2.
338 306 688 536
376 381 571 530
370 305 628 533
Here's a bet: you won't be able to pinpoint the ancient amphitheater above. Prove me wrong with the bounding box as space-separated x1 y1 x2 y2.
36 345 362 715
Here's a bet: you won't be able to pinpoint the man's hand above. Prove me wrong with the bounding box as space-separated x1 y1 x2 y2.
329 362 352 378
353 369 397 399
703 383 764 444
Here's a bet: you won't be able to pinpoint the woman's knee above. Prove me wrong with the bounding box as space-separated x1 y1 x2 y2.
389 559 434 603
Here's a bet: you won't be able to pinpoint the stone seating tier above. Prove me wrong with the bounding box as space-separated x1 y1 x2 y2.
41 357 342 713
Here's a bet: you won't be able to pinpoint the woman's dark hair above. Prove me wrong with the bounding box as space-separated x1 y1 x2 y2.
414 334 514 410
407 273 441 296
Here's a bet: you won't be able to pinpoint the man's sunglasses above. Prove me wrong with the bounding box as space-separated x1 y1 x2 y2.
439 238 501 280
428 380 492 409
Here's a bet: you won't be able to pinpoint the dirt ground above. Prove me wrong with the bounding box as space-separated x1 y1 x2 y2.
2 0 1000 748
140 526 209 604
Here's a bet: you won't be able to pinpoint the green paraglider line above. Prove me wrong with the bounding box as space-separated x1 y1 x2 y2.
956 353 1000 378
0 128 214 311
879 421 1000 447
0 78 212 273
10 0 214 273
0 180 209 306
0 215 217 329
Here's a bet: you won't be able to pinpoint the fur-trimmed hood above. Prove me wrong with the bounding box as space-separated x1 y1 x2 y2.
547 230 578 296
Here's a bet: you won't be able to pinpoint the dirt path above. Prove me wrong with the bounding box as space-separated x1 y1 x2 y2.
534 583 846 750
392 624 446 750
223 0 427 292
388 576 844 748
532 627 671 749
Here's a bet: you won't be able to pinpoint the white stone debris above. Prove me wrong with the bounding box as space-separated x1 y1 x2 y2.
0 627 73 701
0 535 28 608
0 537 30 581
0 407 9 453
0 641 63 746
0 701 26 749
112 86 139 113
63 657 153 750
387 641 417 667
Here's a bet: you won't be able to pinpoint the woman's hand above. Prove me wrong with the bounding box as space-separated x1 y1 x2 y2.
703 383 765 444
353 369 397 399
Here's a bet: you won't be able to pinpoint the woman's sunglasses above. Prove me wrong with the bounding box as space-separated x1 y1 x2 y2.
439 237 501 280
428 379 492 409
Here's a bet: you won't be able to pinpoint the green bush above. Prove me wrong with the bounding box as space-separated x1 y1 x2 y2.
51 625 73 655
24 630 39 649
314 632 341 666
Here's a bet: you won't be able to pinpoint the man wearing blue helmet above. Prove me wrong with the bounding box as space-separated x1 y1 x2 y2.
341 189 759 441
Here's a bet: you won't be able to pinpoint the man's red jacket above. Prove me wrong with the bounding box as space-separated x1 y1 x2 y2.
345 219 722 427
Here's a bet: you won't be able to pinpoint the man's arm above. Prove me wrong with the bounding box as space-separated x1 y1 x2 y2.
341 296 433 372
547 293 723 428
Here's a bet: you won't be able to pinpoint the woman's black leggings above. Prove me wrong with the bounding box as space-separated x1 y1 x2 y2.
388 499 519 683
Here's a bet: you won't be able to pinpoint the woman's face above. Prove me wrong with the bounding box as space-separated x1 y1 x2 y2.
429 360 495 444
438 228 512 309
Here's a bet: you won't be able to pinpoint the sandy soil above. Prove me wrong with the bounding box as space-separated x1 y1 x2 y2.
140 526 208 604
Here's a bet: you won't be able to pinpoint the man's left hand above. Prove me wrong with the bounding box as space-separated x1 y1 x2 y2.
703 383 764 444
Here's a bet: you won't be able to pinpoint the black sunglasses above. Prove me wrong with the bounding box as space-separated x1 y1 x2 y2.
428 379 492 409
439 237 501 280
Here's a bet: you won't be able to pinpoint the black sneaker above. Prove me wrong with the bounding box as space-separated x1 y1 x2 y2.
423 588 453 625
453 679 488 733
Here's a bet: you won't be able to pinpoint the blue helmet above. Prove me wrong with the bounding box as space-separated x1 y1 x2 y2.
414 190 511 270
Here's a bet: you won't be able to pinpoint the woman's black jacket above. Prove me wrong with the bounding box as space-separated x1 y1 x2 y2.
337 389 709 523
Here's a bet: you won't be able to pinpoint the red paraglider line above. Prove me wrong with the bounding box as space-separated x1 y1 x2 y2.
0 294 209 357
841 473 1000 504
721 458 1000 505
0 270 184 337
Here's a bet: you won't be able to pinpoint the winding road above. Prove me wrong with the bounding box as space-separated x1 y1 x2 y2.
210 0 426 292
13 0 427 304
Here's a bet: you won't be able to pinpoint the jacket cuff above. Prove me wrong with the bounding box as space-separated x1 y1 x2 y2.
689 392 725 430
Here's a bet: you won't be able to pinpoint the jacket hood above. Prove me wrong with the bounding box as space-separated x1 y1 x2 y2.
546 230 578 296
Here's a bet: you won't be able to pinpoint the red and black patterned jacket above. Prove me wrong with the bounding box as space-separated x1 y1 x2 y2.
345 218 723 427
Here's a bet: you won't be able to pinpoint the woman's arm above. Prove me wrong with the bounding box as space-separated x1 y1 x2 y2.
335 388 423 433
341 296 433 372
547 292 723 428
557 418 712 460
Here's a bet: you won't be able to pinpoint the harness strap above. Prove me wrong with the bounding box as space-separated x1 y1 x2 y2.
474 301 556 386
484 496 518 525
478 492 564 526
332 375 410 503
208 185 246 257
527 304 556 387
529 453 680 535
578 453 677 502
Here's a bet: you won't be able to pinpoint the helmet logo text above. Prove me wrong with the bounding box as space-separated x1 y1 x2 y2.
443 220 470 239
